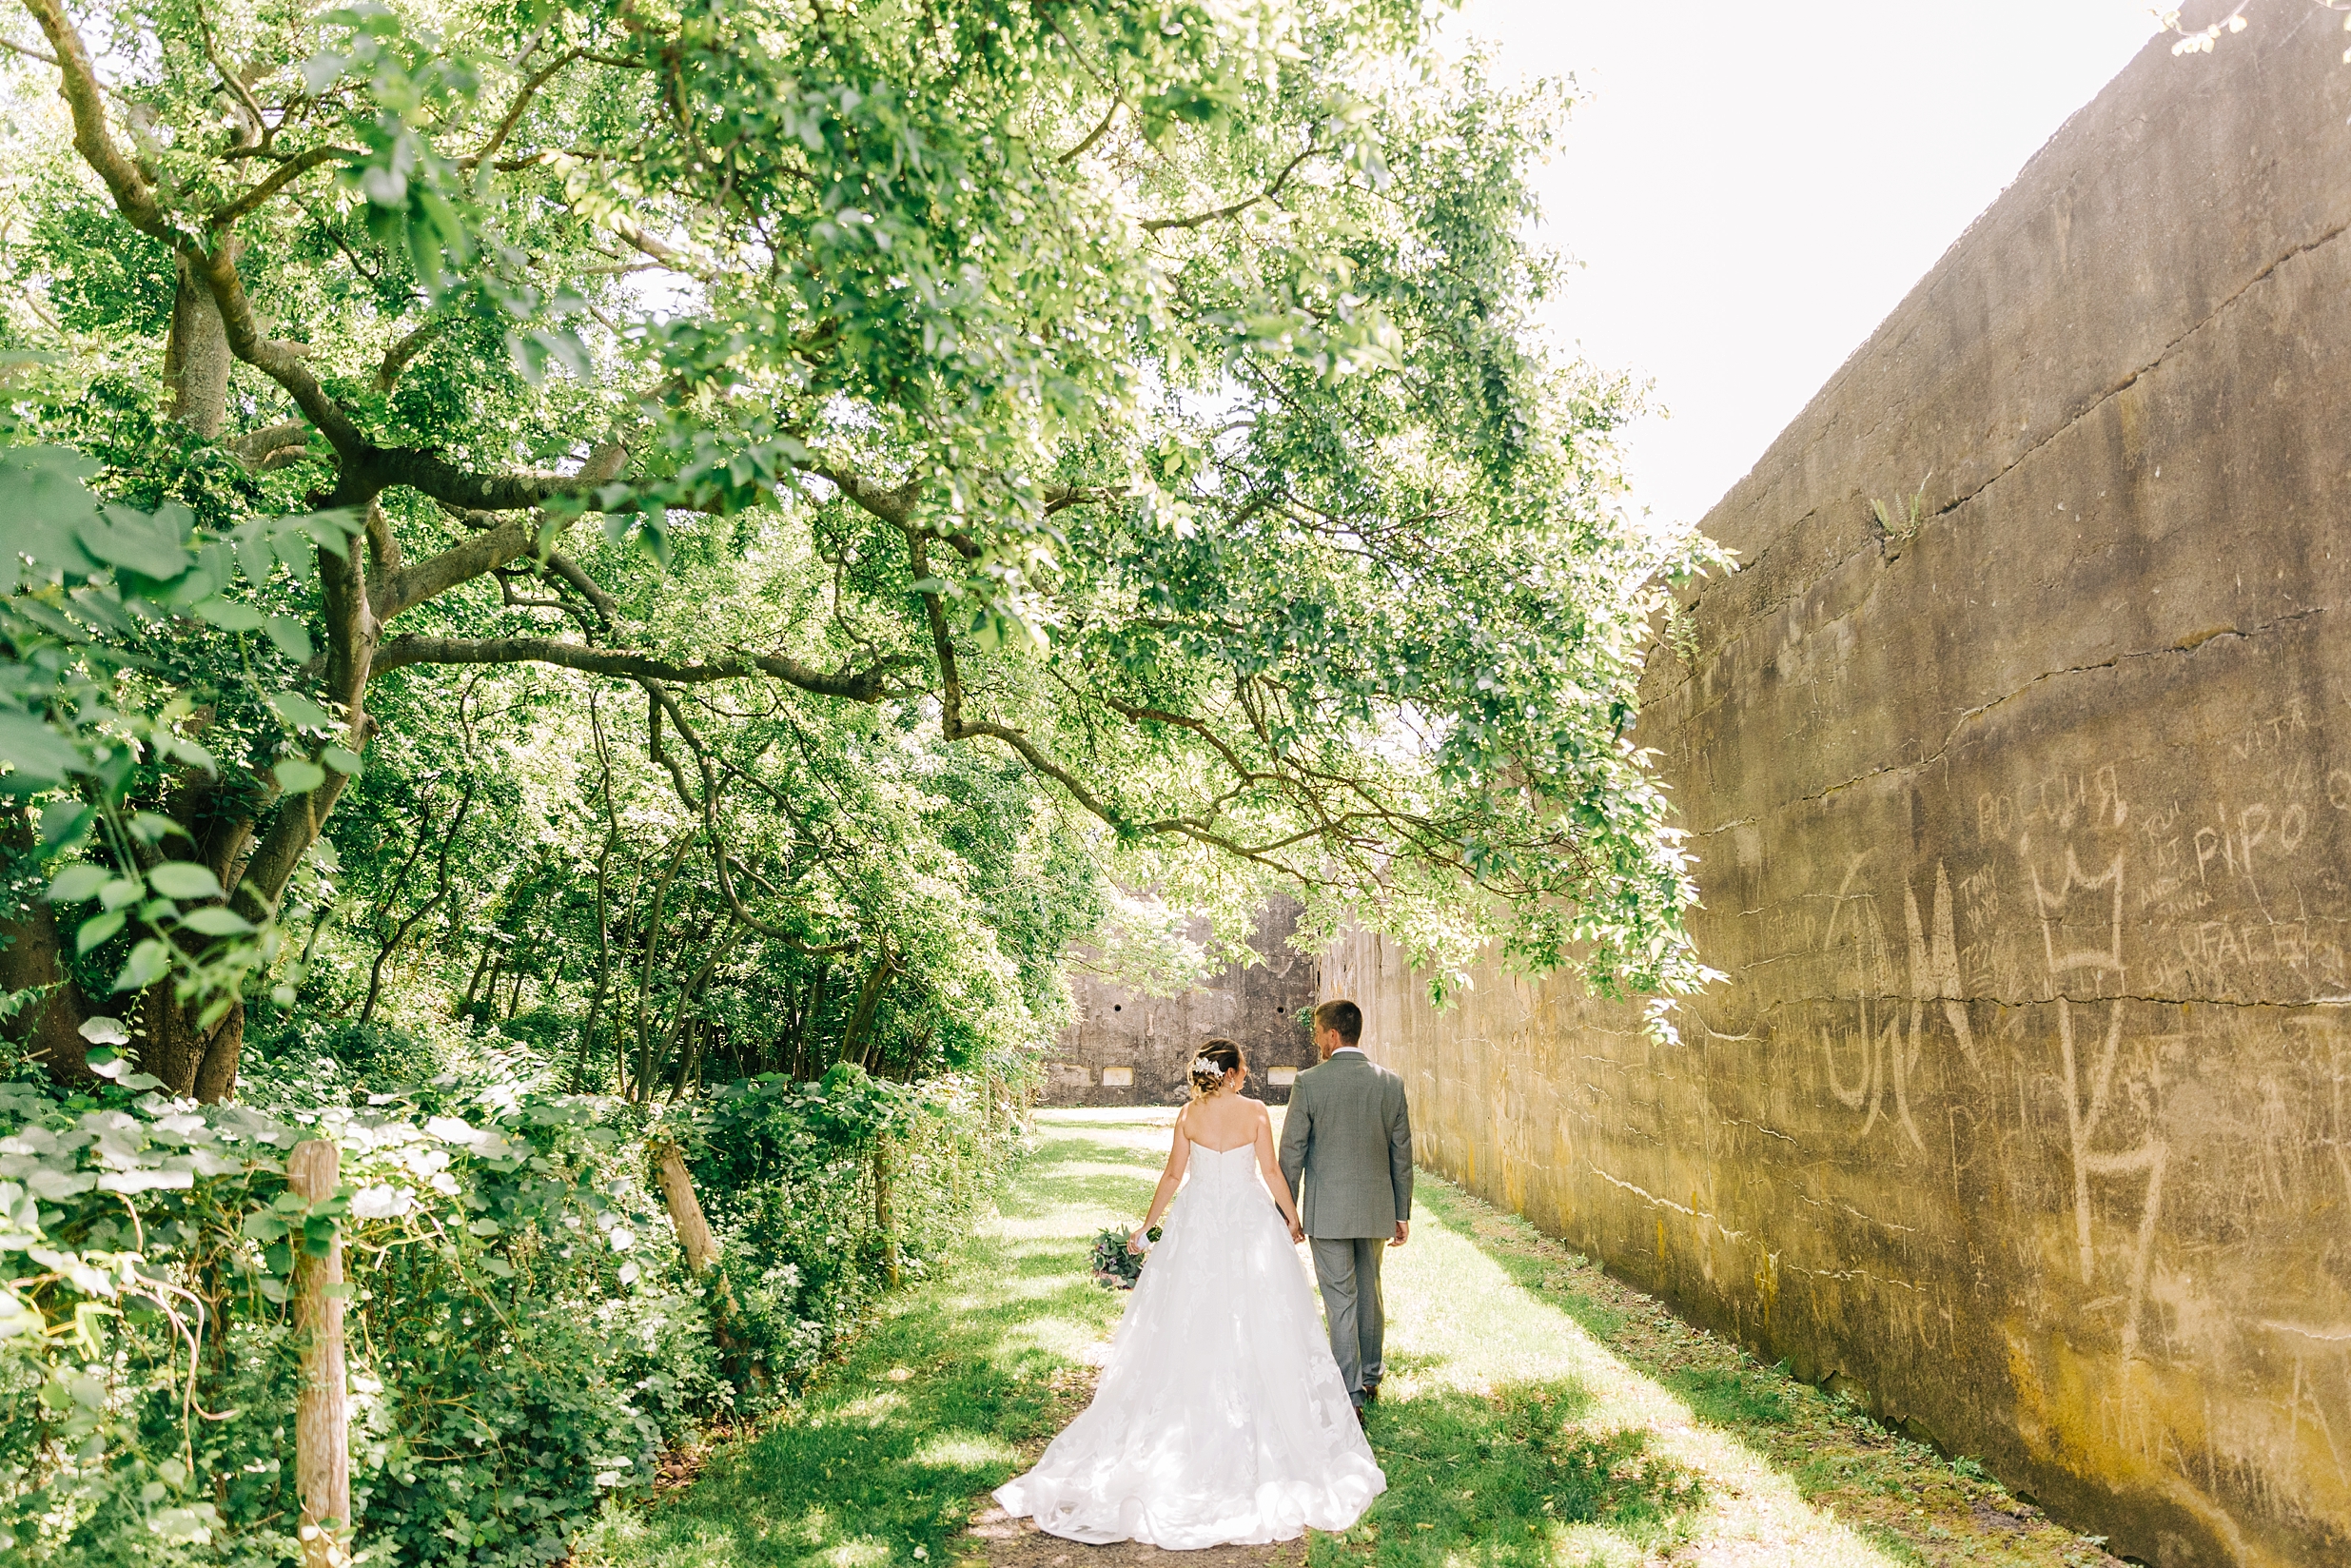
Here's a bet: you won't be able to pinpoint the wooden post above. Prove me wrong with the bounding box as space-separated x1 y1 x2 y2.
288 1139 349 1568
873 1137 900 1288
652 1141 722 1275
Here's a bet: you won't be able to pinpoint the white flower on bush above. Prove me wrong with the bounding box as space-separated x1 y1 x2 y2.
350 1185 413 1221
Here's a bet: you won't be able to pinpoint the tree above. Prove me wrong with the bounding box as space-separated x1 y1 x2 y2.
1 0 1714 1101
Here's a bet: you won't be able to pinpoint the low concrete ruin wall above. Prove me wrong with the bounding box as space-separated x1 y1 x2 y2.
1047 897 1318 1107
1326 7 2351 1563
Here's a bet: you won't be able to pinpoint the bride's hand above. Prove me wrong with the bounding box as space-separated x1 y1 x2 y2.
1287 1218 1306 1245
1127 1228 1150 1256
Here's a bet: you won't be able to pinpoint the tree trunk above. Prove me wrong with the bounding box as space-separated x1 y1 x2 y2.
573 835 618 1089
163 243 234 439
134 983 223 1097
289 1139 350 1568
0 835 96 1083
460 932 496 1011
840 943 892 1068
191 998 244 1103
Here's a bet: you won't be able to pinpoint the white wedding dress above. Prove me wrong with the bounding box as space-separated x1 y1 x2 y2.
993 1139 1385 1548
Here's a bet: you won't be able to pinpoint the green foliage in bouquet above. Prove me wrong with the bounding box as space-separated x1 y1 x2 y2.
1090 1224 1161 1290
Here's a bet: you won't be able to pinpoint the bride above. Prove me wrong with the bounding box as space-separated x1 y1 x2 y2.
992 1039 1386 1548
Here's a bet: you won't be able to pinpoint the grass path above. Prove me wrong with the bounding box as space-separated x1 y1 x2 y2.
578 1110 2128 1568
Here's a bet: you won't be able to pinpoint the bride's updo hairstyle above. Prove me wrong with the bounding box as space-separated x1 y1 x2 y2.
1187 1039 1245 1098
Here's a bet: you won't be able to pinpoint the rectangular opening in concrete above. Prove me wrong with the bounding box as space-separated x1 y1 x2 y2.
1099 1066 1133 1087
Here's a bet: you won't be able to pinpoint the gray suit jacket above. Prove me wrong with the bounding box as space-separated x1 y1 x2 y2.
1279 1049 1413 1239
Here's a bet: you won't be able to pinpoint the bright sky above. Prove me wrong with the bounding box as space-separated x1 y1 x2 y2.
1456 1 2165 528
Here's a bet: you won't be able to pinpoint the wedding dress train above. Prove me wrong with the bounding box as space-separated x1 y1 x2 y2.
992 1140 1386 1548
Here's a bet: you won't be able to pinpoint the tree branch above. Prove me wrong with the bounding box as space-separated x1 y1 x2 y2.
194 0 270 152
1140 141 1319 233
460 49 583 170
545 552 617 634
1056 95 1121 164
371 635 917 702
19 0 167 235
0 33 58 67
209 145 356 225
377 441 627 619
375 316 449 393
806 463 922 527
226 419 312 468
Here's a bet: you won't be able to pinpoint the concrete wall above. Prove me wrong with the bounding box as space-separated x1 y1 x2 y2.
1047 897 1318 1107
1326 8 2351 1564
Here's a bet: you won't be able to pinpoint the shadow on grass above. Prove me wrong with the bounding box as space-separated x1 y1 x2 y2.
576 1121 1162 1568
1320 1382 1705 1568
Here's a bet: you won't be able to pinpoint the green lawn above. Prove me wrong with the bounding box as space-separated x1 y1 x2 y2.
581 1109 2124 1568
575 1109 1166 1568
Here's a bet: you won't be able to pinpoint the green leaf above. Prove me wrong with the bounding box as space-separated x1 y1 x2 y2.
271 692 336 731
154 734 219 774
179 906 253 936
74 909 126 955
97 877 141 911
113 938 170 991
274 758 327 794
233 530 275 587
37 803 93 853
263 617 314 662
0 714 82 786
323 745 363 775
275 535 316 583
127 813 187 845
147 862 224 901
191 598 266 632
78 504 194 581
301 512 354 560
46 866 108 904
0 448 106 587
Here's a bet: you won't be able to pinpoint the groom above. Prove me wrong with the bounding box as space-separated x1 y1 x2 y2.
1279 998 1413 1419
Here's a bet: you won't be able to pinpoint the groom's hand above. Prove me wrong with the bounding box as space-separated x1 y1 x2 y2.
1390 1221 1409 1248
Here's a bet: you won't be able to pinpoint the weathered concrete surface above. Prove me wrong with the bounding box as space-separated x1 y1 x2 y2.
1327 8 2351 1565
1048 898 1318 1107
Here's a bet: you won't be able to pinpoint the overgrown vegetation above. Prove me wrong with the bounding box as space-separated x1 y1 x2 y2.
0 1035 1023 1565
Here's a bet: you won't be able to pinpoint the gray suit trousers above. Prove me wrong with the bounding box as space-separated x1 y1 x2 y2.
1309 1236 1385 1402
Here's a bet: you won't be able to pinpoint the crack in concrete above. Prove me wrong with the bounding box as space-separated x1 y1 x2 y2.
1927 212 2351 529
1692 209 2351 668
1774 603 2329 812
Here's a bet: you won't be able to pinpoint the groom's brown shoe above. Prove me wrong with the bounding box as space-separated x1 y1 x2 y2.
1361 1382 1380 1408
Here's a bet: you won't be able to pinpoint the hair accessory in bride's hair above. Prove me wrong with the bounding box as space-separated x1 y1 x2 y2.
1187 1039 1244 1097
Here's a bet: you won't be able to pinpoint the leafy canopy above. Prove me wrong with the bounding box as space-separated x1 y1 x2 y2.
0 0 1716 1099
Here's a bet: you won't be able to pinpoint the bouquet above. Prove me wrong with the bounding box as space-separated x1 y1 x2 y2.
1090 1225 1162 1289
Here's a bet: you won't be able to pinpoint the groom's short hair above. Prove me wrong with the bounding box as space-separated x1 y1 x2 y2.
1312 999 1362 1047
